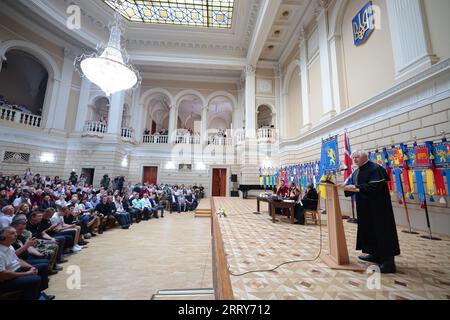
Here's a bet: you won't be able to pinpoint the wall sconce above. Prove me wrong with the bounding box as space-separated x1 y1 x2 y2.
40 152 55 163
121 156 128 167
196 162 206 170
166 161 176 170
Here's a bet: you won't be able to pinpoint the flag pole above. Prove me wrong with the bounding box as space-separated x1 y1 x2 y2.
420 188 441 241
343 129 356 223
396 139 418 234
399 172 418 234
410 136 441 241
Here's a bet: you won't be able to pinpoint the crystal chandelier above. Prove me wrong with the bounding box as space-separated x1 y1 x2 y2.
75 15 141 96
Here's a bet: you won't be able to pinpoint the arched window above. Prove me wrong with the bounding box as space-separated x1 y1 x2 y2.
0 50 48 116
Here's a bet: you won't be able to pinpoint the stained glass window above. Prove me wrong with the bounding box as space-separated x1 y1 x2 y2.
103 0 234 28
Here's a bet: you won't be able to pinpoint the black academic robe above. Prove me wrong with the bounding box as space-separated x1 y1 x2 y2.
345 161 400 258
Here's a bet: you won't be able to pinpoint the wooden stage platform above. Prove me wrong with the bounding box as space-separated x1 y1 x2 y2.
211 197 450 300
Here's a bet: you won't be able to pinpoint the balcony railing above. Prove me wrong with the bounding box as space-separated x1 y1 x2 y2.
236 132 246 144
257 128 276 142
207 136 232 146
143 135 168 144
0 106 42 128
121 127 134 142
176 135 201 144
82 121 107 137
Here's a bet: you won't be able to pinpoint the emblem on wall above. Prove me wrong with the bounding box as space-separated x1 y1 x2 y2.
352 1 375 46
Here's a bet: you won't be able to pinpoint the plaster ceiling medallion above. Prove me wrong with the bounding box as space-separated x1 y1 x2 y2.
75 15 141 96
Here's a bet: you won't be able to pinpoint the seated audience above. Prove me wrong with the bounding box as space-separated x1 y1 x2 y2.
0 226 54 300
0 205 14 228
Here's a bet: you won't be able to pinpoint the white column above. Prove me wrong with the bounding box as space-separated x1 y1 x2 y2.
316 0 335 121
130 87 142 142
298 30 312 131
274 64 282 132
44 78 61 129
201 106 208 144
386 0 438 80
107 91 125 135
280 92 288 138
244 64 256 138
168 105 177 143
329 34 343 114
74 77 91 132
49 48 75 131
236 79 245 130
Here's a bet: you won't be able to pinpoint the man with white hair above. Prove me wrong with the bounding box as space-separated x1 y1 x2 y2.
339 150 400 274
0 205 14 228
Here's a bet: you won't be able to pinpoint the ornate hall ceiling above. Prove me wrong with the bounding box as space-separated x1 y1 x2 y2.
3 0 313 79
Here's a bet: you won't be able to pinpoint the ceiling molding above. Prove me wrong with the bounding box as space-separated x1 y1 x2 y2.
247 0 283 65
141 72 239 84
278 0 315 66
132 53 247 70
10 0 265 66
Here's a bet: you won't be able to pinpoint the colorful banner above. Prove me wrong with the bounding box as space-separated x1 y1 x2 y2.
322 135 340 173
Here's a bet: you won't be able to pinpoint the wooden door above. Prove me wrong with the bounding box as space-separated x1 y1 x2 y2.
212 168 227 197
143 166 158 185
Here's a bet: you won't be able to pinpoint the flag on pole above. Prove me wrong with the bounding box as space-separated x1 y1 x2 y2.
344 132 353 182
317 143 327 199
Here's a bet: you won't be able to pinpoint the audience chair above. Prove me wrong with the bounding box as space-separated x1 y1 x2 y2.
304 193 322 225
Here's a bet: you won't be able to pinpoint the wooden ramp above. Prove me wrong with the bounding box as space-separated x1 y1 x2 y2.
195 198 212 218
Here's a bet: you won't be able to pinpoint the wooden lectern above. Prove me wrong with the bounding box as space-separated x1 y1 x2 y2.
319 183 365 271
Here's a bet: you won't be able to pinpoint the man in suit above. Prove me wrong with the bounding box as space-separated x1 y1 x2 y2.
169 189 180 213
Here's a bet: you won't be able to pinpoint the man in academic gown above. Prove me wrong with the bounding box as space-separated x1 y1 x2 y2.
340 150 400 273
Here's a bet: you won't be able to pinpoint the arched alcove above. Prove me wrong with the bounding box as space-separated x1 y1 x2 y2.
257 104 273 128
0 50 48 116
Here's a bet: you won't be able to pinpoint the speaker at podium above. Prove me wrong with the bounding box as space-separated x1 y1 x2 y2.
319 183 365 271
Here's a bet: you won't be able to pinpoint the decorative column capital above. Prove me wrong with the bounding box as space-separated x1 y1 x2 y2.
319 0 331 9
244 64 256 77
314 0 330 21
297 26 306 45
202 105 209 112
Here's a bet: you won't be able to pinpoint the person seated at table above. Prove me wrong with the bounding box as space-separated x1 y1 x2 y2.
288 182 300 201
295 183 318 225
275 180 289 215
276 180 289 198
